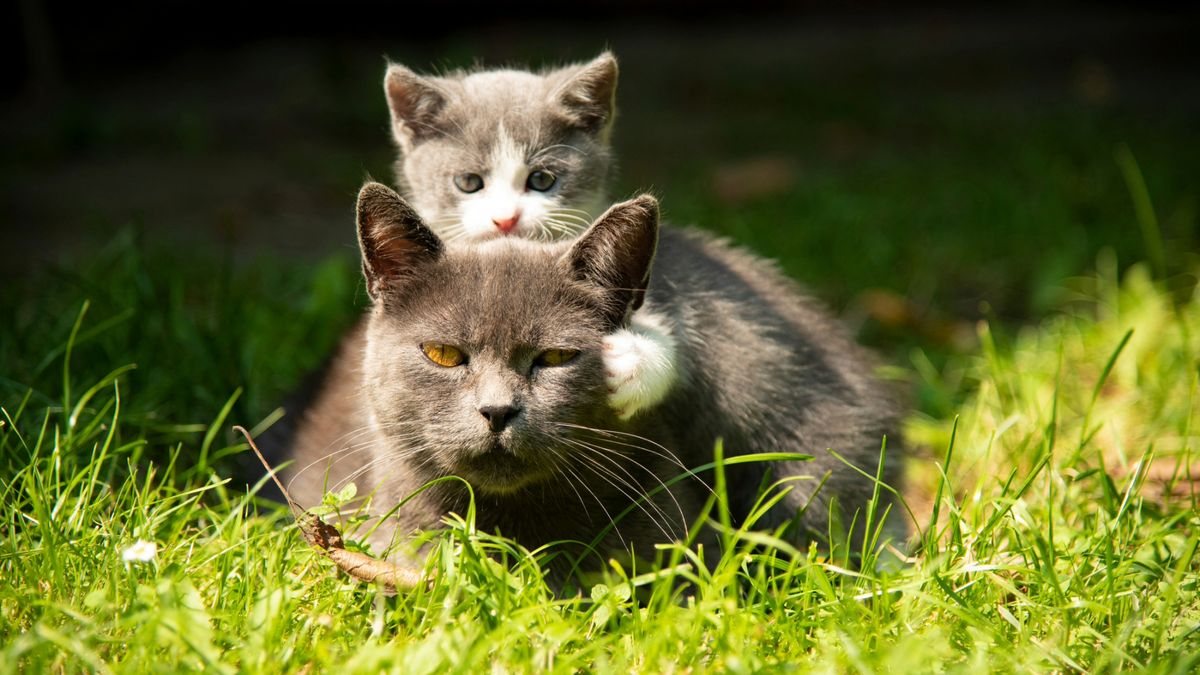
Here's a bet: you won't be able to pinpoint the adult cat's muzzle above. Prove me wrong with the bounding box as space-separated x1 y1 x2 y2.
453 442 551 494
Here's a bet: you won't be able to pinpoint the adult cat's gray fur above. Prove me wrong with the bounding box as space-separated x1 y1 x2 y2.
284 183 905 574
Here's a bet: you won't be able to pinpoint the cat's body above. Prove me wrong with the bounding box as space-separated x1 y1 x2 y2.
284 184 904 576
383 54 675 418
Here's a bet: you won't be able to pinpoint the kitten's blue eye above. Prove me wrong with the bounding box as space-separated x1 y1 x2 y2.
454 173 484 193
526 170 556 192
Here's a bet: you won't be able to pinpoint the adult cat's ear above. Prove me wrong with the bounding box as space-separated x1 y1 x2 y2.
384 63 447 149
356 182 444 300
554 52 618 135
566 194 659 328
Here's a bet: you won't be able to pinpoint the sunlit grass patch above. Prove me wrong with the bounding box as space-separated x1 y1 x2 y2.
2 240 1198 671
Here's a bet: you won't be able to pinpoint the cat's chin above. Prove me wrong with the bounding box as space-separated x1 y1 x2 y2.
451 445 551 495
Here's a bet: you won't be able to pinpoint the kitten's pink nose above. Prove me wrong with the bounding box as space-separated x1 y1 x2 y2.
492 213 520 234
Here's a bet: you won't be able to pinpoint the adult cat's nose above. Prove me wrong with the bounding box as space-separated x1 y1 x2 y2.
479 404 520 432
492 213 520 234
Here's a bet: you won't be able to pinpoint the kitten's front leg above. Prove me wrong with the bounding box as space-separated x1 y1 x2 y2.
603 309 678 419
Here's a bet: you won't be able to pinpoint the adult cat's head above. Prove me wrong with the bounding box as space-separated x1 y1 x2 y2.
355 182 657 495
384 53 617 242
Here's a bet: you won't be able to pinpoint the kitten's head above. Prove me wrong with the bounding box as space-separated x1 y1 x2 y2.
355 182 657 495
384 53 618 243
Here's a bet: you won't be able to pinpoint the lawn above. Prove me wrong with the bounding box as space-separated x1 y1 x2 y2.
4 182 1198 673
3 32 1200 673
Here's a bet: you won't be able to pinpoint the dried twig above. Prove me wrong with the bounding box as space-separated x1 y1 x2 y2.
234 425 423 591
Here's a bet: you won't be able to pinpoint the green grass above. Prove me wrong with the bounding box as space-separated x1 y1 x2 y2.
3 91 1200 667
5 28 1200 670
3 223 1199 672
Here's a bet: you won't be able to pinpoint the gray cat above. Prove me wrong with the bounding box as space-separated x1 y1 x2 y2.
385 54 615 243
283 182 905 576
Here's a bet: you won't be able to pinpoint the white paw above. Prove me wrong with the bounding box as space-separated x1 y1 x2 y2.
602 321 677 420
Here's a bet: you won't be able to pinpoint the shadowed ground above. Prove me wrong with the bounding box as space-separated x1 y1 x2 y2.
4 8 1197 322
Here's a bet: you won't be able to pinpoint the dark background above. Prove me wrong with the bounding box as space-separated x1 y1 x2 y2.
4 3 1199 341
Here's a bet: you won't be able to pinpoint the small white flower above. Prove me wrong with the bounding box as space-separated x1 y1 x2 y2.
122 540 158 563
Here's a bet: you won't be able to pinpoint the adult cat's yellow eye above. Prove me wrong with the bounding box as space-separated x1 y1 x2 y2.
535 348 579 367
422 343 466 367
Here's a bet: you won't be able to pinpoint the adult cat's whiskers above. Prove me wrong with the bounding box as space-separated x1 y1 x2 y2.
335 442 426 494
561 437 688 537
557 458 629 549
286 424 382 492
288 422 427 495
546 447 589 514
560 438 678 540
330 435 443 500
336 452 395 494
567 437 690 524
559 453 660 544
556 423 696 475
545 445 627 543
567 456 674 543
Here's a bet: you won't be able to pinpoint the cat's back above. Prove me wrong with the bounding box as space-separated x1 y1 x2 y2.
650 225 888 404
644 226 902 534
643 225 897 451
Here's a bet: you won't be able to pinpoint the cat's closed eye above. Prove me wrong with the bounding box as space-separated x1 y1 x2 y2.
422 343 467 367
534 348 579 367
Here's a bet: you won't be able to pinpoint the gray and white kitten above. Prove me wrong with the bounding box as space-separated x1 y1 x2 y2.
285 183 905 574
384 54 675 419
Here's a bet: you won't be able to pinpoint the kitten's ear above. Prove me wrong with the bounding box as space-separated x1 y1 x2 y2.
384 64 447 149
565 194 659 328
554 52 618 135
356 182 443 300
